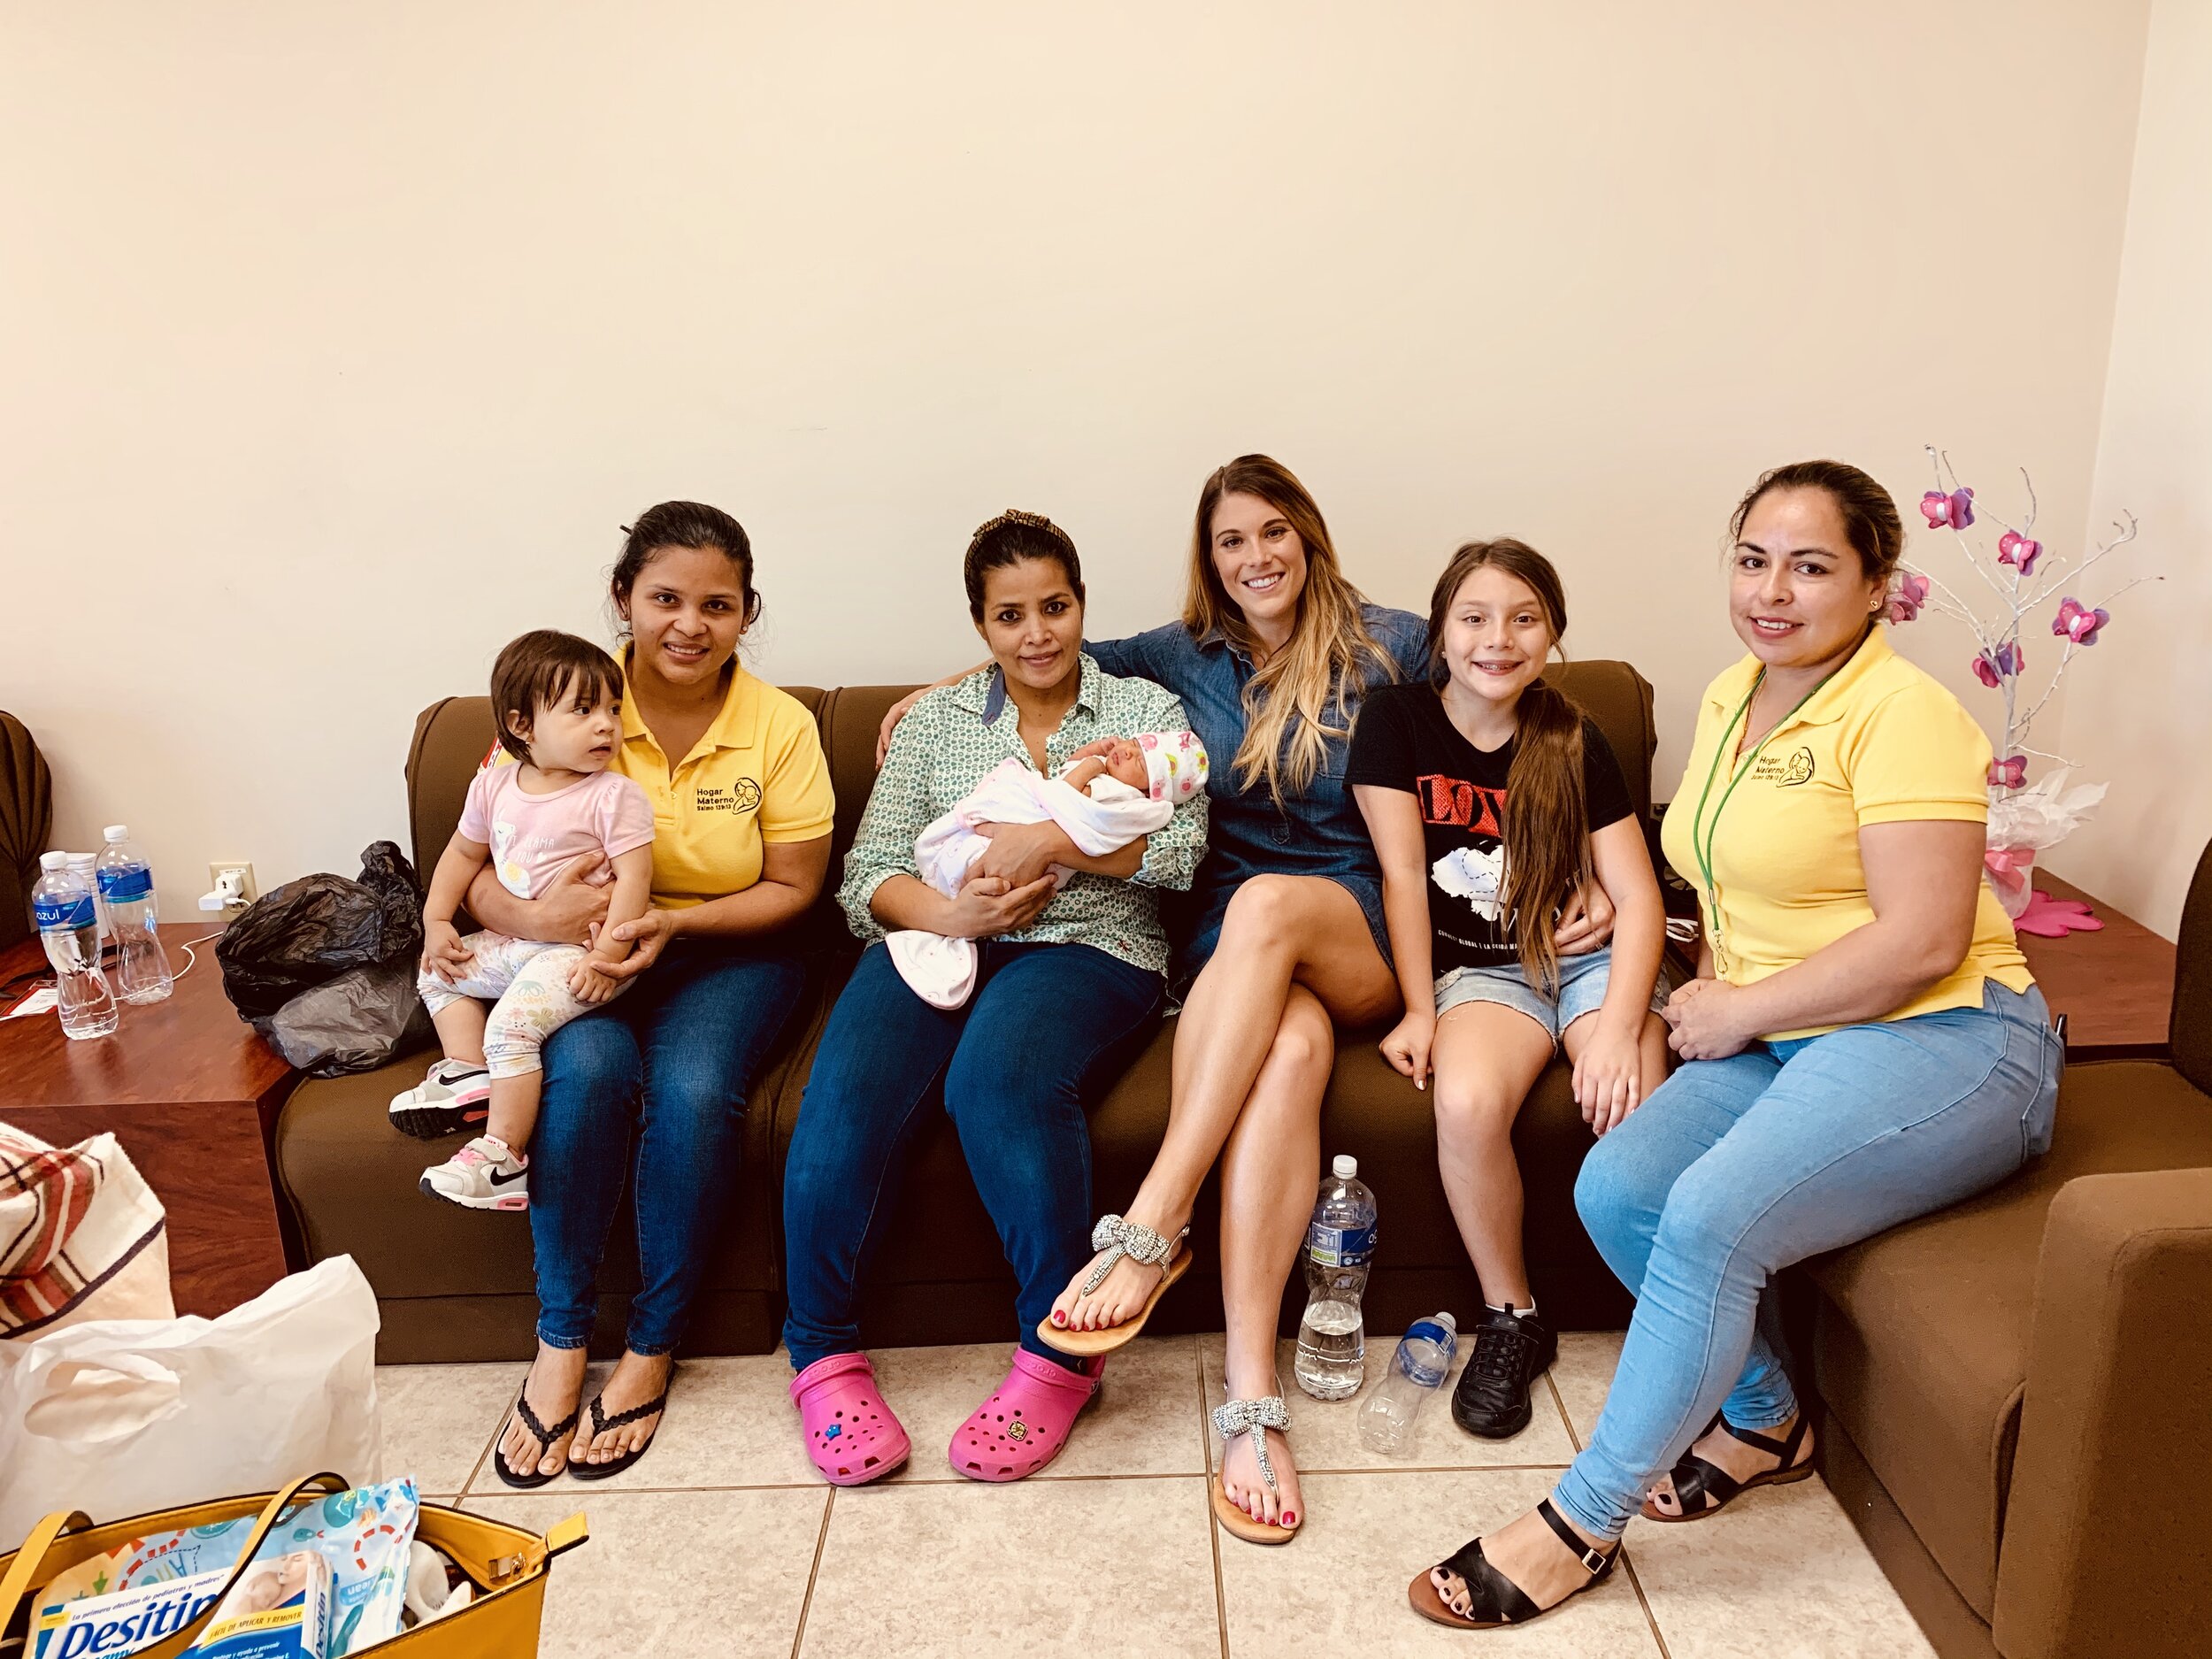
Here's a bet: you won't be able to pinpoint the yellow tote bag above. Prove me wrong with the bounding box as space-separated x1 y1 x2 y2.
0 1471 586 1658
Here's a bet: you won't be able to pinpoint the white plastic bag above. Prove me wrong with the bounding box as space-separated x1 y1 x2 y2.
0 1255 382 1548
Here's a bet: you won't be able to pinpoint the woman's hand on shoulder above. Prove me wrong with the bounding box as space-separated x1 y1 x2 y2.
1661 978 1756 1062
942 872 1056 940
875 664 985 765
1379 1008 1436 1089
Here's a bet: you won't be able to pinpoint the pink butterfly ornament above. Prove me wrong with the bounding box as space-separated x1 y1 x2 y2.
2052 598 2108 646
1987 755 2028 789
1885 571 1930 624
1971 641 2024 687
1997 531 2043 574
1920 488 1975 529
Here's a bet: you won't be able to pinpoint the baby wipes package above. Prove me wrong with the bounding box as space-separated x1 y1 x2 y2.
32 1479 419 1659
32 1571 227 1659
190 1550 331 1658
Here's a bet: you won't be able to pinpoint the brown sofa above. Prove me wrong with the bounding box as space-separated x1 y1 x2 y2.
271 672 2212 1659
273 661 1657 1363
1793 833 2212 1659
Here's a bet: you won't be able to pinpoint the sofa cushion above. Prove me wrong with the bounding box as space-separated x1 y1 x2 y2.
274 956 831 1358
768 993 1638 1346
1807 1059 2212 1620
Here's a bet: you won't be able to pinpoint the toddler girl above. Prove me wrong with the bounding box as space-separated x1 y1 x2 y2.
392 629 655 1210
1347 539 1670 1438
887 729 1206 1008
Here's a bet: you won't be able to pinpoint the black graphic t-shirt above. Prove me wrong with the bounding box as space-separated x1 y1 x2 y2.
1345 682 1634 975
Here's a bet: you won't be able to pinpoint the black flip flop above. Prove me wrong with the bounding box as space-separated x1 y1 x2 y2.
567 1388 671 1482
492 1392 582 1489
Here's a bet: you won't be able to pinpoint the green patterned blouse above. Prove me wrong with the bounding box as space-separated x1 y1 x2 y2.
839 655 1208 977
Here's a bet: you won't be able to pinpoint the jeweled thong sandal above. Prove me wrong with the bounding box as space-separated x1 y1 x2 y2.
1640 1413 1814 1522
491 1390 581 1490
1210 1395 1297 1545
1408 1498 1618 1629
566 1385 672 1482
1037 1214 1192 1356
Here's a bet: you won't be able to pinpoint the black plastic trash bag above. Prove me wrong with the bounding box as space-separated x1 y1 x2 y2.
252 956 435 1077
218 841 423 1019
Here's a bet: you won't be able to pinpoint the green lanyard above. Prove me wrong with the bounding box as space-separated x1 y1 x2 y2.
1687 667 1838 974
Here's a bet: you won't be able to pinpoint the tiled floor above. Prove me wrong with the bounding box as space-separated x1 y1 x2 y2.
380 1331 1935 1658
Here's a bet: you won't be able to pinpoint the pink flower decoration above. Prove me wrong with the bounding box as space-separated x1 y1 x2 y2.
2053 597 2108 646
1971 641 2023 687
1920 488 1975 529
1885 571 1930 624
1997 531 2043 574
1987 755 2028 789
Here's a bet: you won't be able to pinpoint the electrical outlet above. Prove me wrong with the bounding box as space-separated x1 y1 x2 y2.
209 862 257 906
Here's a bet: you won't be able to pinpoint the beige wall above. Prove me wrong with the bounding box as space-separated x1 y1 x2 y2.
2045 0 2212 938
0 3 2155 917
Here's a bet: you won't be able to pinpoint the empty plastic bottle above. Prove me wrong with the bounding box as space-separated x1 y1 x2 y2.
1358 1312 1459 1455
96 825 173 1004
34 851 119 1040
1294 1154 1377 1401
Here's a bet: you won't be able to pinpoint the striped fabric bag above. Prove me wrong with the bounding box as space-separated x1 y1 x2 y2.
0 1119 172 1337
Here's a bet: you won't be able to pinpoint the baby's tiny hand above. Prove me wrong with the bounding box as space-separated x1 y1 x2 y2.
1060 756 1109 790
420 920 472 985
568 959 617 1003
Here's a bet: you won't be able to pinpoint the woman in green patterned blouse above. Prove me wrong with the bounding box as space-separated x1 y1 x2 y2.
780 511 1210 1486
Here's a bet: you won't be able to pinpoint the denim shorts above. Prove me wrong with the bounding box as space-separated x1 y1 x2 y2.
1433 945 1666 1045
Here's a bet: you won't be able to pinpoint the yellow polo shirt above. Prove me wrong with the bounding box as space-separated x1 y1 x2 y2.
611 656 835 909
1659 628 2032 1039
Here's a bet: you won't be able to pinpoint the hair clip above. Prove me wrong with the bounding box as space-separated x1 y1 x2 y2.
967 507 1071 557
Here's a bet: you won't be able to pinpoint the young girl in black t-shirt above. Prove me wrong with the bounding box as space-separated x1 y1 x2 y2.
1347 538 1670 1439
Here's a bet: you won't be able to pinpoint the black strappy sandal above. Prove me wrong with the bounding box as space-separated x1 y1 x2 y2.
1407 1498 1618 1630
492 1393 582 1490
567 1386 672 1482
1642 1413 1814 1522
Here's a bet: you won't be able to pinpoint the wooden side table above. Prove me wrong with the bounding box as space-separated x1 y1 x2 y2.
0 922 298 1317
2016 872 2176 1060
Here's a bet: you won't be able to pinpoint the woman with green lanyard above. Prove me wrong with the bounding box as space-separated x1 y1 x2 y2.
1408 459 2062 1632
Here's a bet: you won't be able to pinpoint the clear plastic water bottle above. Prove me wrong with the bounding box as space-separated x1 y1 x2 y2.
1358 1312 1459 1455
96 825 173 1004
65 851 111 941
1294 1154 1377 1401
33 851 119 1040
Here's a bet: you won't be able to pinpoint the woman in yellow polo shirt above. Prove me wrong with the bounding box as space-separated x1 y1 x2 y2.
462 501 834 1489
1412 461 2062 1632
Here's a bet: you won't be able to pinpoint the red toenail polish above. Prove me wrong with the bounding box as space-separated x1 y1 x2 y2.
1282 1512 1297 1525
1052 1311 1066 1325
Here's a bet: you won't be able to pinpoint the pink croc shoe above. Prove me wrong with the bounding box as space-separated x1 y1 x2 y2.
790 1353 910 1486
949 1349 1105 1482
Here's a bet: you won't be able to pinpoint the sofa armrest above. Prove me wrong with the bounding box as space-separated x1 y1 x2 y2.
1993 1168 2212 1659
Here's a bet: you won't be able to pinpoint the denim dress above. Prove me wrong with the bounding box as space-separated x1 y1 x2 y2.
1088 603 1429 990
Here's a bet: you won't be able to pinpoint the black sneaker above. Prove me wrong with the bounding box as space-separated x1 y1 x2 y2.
1451 1305 1557 1439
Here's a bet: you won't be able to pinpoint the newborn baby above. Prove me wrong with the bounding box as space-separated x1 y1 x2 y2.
887 729 1207 1009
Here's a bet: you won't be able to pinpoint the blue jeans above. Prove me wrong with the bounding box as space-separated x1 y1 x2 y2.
1553 980 2062 1539
782 941 1164 1373
531 938 806 1356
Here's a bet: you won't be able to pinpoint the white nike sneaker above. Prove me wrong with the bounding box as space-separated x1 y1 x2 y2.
419 1135 529 1211
389 1058 493 1140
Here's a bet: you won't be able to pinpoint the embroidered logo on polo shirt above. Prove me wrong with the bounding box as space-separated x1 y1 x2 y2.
694 779 763 813
1750 747 1816 787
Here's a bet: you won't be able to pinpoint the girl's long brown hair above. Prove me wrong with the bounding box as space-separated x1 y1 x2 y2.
1182 456 1398 806
1425 538 1588 995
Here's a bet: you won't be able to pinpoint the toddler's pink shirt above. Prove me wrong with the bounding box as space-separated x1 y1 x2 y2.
459 765 655 901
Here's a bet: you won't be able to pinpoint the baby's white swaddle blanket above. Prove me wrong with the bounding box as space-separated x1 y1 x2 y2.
887 757 1175 1009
